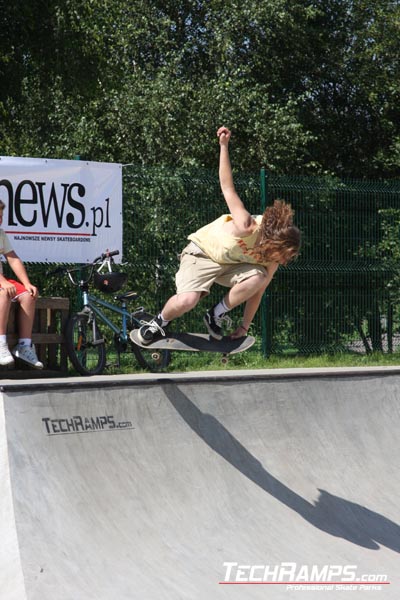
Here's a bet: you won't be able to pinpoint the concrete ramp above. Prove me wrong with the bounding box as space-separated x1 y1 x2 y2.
1 368 399 599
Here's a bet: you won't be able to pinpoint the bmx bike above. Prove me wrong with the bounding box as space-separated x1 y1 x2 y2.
51 250 171 375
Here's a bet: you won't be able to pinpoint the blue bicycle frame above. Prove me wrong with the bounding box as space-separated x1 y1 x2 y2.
80 290 133 343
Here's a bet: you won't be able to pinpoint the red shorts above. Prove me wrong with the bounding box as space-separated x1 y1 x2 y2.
0 279 29 301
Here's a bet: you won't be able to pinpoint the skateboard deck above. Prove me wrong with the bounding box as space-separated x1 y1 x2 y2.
130 329 255 355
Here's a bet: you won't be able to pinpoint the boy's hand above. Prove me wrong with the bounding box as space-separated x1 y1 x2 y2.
0 280 17 298
230 325 248 339
25 284 39 298
217 126 231 145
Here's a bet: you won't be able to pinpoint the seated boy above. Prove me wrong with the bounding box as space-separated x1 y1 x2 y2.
0 200 43 369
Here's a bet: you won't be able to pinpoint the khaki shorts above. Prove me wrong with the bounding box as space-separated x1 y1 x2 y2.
175 243 268 296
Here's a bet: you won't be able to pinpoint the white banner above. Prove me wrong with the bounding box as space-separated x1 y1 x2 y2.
0 156 123 263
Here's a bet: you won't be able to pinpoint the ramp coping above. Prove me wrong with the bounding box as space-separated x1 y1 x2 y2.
1 365 400 393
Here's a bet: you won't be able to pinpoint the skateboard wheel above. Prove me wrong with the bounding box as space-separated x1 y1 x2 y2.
221 356 229 365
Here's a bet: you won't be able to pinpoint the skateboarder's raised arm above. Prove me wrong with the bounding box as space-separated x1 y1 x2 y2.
217 127 256 237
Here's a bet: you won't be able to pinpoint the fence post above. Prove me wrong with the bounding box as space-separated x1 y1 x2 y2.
74 154 83 309
260 168 270 358
387 300 393 353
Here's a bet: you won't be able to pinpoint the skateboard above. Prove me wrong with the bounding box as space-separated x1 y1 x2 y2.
130 330 255 364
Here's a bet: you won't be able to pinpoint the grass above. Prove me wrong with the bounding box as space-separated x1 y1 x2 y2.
159 348 400 373
77 339 400 377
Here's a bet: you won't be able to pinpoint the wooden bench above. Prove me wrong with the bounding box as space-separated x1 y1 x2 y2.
2 297 70 378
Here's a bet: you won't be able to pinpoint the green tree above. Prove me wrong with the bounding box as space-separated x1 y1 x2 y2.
2 0 398 178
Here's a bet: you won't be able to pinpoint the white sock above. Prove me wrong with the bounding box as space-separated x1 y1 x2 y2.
213 299 230 319
18 338 31 347
158 313 170 327
0 335 7 344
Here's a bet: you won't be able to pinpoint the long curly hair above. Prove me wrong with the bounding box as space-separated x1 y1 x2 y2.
252 200 301 265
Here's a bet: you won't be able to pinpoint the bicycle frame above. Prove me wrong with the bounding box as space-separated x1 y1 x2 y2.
80 290 132 342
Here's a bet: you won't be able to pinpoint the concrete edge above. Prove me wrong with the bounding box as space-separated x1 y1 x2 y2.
0 393 28 599
1 365 400 393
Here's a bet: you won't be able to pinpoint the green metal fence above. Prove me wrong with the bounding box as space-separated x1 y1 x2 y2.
262 174 400 355
24 166 400 357
122 166 400 356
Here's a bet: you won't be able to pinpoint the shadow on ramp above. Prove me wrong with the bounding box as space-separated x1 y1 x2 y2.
163 381 400 553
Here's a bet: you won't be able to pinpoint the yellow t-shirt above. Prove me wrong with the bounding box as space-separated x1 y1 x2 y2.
188 214 264 265
0 229 13 274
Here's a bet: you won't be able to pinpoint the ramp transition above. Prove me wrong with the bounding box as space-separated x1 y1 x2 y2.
1 367 399 599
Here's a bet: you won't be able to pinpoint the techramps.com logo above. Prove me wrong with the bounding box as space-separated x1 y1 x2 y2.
42 415 134 436
219 562 390 592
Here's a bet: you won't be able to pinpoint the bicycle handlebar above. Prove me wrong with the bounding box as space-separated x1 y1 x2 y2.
47 250 120 285
92 249 119 263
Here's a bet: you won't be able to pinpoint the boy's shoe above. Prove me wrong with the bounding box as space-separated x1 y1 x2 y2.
203 307 232 340
12 343 44 369
0 343 15 366
137 315 167 345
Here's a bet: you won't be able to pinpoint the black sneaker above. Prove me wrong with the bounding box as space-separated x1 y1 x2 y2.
203 307 232 340
137 315 167 345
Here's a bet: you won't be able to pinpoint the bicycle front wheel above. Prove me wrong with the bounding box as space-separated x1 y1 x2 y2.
65 313 107 376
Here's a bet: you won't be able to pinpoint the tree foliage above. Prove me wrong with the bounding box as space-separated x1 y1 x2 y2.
1 0 399 177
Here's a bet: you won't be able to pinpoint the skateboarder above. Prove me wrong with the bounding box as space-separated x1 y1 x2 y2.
135 126 301 345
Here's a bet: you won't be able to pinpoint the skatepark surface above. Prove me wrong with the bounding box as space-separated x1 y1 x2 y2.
1 366 399 599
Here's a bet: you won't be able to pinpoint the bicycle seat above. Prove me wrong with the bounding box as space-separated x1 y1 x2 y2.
114 290 139 302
